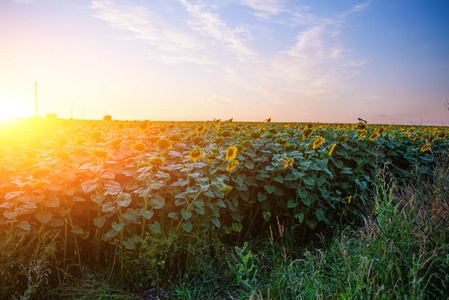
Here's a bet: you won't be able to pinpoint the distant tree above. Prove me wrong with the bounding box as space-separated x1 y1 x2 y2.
103 115 112 121
45 113 58 121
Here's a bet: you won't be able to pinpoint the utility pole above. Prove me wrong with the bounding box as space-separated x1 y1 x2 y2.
35 82 38 117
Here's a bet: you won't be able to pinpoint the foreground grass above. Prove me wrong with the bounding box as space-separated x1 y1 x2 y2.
2 157 448 299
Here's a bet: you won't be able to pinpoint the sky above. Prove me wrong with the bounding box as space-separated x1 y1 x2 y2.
0 0 448 124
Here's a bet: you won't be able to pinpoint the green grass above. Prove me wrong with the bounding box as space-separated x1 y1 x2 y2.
2 155 448 299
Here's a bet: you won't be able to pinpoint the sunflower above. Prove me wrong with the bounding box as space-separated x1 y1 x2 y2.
377 127 386 134
355 122 367 130
190 148 204 162
233 127 241 133
250 131 261 139
359 131 367 140
132 142 146 152
268 128 278 134
420 143 431 153
436 132 446 139
148 136 159 143
215 119 221 127
369 132 380 141
226 160 239 172
214 137 225 144
169 134 181 142
149 157 165 166
139 121 149 131
111 138 122 148
284 158 294 169
306 123 314 129
226 146 238 161
312 137 325 149
196 124 206 134
302 128 313 139
157 138 172 149
276 138 288 145
219 130 232 137
266 118 271 123
206 154 218 163
328 143 337 156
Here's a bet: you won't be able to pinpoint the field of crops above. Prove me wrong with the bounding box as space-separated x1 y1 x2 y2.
0 117 447 298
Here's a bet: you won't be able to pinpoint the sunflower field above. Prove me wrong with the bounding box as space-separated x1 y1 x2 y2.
0 117 447 298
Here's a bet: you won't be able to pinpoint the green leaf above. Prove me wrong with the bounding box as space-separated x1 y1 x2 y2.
258 192 268 202
303 177 315 187
42 194 60 208
262 211 271 222
306 218 317 229
295 212 305 223
81 178 98 194
150 194 165 209
140 208 154 220
264 185 276 194
182 221 193 232
231 222 243 232
181 209 193 220
168 212 179 220
287 199 298 208
123 238 135 250
35 211 53 225
111 221 124 232
244 161 254 169
71 225 85 235
212 218 221 228
117 193 132 207
315 209 326 222
149 221 161 234
93 216 106 228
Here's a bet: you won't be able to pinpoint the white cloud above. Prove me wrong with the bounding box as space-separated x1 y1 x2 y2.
178 0 255 61
90 0 214 63
238 0 287 18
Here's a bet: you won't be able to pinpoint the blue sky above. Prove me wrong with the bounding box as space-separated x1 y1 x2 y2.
1 0 448 124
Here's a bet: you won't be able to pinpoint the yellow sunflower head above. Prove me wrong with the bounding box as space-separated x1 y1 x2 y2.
328 143 337 156
226 160 239 172
226 146 238 161
355 122 367 130
190 148 205 162
157 138 172 149
420 143 431 153
312 137 325 149
132 142 147 152
370 132 380 141
284 158 294 169
149 157 165 166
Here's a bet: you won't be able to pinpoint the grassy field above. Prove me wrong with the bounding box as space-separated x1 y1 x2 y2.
0 117 448 299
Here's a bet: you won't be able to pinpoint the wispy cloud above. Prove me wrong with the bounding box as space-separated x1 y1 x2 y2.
13 0 33 3
238 0 287 18
90 0 214 64
178 0 255 61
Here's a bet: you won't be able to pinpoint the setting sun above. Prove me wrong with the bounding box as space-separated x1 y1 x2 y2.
0 97 21 121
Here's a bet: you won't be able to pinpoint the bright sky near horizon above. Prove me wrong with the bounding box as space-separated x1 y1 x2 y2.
1 0 448 124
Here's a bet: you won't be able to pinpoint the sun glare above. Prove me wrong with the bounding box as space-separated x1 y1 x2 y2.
0 98 21 121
